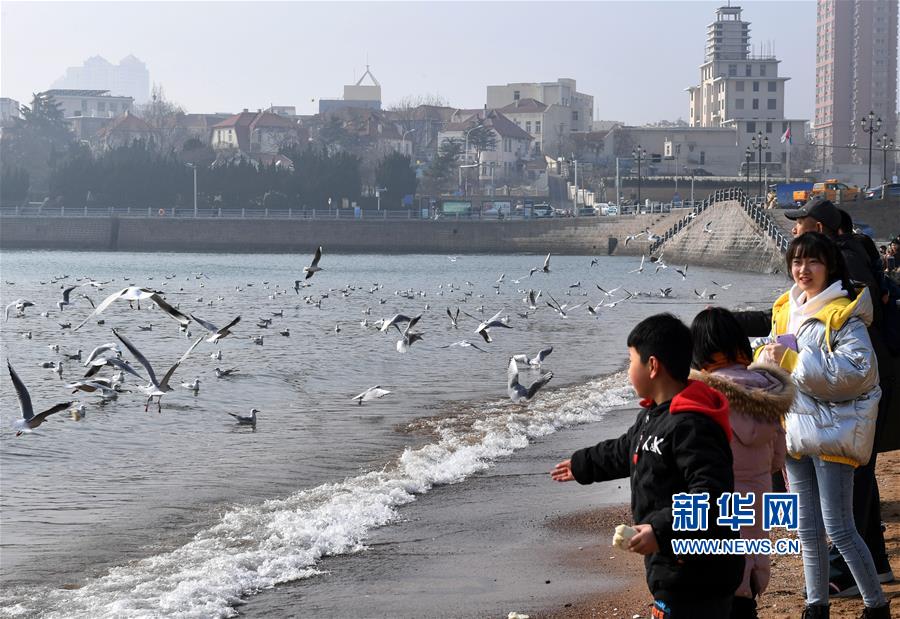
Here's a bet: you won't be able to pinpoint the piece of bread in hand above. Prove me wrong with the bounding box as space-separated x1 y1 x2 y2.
611 524 637 550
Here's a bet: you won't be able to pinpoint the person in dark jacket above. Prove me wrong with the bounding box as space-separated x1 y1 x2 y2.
551 313 744 618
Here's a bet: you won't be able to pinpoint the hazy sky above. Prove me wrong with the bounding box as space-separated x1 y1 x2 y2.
2 1 825 124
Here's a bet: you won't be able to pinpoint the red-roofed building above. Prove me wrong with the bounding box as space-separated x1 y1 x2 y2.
211 109 304 155
438 110 533 184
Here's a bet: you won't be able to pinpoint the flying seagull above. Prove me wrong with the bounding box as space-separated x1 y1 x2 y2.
395 314 424 353
8 361 74 436
446 307 460 328
512 346 554 368
352 385 392 405
440 340 488 353
5 299 35 321
507 357 553 404
303 246 324 280
113 329 204 412
529 253 552 277
190 313 241 343
73 286 159 330
475 310 512 343
57 285 78 311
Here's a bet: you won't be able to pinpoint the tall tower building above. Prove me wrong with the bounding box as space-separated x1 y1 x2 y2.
51 55 150 104
815 0 897 169
687 6 806 177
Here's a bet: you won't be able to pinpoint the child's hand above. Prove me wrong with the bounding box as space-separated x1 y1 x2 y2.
550 459 574 482
628 524 659 555
761 343 787 365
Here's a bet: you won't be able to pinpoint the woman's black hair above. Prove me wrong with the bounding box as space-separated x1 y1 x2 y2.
786 231 856 299
690 307 753 370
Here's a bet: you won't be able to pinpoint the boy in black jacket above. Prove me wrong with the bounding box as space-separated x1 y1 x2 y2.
552 313 744 618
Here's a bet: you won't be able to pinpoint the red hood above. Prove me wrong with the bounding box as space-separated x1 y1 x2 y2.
640 380 732 441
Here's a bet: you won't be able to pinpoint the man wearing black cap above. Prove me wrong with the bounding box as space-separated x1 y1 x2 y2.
733 197 897 597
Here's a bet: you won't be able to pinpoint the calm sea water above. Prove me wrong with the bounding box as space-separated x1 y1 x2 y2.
0 250 784 618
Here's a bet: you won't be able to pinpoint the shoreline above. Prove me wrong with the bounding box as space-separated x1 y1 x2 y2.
535 450 900 619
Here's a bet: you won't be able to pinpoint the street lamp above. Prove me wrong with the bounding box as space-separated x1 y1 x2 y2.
401 128 416 157
375 186 387 211
744 147 753 198
860 110 882 188
632 145 646 206
878 134 894 186
185 163 198 217
751 132 769 199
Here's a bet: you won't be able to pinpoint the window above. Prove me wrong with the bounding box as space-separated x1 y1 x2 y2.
109 103 117 113
747 121 756 133
81 100 88 111
736 81 745 92
767 99 777 110
572 111 578 122
752 98 759 110
525 121 531 133
729 64 737 76
768 81 777 92
513 91 520 101
766 122 773 133
535 121 541 134
97 101 106 112
765 152 772 163
504 138 511 153
753 81 759 92
736 99 745 110
760 64 767 76
745 64 752 76
700 151 706 164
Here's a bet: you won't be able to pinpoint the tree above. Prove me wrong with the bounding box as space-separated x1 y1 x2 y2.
423 138 462 194
0 93 75 195
375 152 417 209
0 165 29 204
133 84 185 153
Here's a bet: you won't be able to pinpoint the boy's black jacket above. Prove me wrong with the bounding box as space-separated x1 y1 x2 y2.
570 380 744 602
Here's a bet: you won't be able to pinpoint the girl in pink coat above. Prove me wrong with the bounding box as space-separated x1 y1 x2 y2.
691 307 796 619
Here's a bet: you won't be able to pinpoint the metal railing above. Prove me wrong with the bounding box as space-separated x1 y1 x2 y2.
648 187 790 254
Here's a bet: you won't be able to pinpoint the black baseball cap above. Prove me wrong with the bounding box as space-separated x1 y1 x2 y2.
784 198 842 232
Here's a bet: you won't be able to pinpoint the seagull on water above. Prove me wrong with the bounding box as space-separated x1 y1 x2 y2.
352 386 392 405
228 408 258 426
8 361 74 436
214 367 239 379
181 378 200 392
507 357 553 404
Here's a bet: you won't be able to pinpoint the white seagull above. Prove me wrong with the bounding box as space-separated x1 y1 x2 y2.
190 313 241 343
8 361 74 436
507 357 553 404
228 408 258 426
475 310 512 343
512 346 554 368
303 246 324 280
352 386 392 405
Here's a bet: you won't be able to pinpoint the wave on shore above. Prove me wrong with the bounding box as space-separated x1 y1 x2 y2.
0 372 633 618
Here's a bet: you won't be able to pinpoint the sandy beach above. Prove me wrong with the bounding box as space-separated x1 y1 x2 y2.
535 450 900 619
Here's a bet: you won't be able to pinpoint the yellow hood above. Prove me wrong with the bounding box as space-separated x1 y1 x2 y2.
771 286 873 353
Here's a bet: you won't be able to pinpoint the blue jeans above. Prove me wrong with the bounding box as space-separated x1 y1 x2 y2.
785 455 887 607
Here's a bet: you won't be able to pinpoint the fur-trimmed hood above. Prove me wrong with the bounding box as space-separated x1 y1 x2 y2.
689 363 795 425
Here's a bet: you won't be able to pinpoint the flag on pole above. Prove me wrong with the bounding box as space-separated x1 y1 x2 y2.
780 126 792 144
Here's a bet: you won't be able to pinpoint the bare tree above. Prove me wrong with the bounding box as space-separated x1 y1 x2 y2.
134 84 185 153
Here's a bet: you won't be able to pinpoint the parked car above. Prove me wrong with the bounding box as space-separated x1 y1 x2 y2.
605 205 619 216
577 206 597 216
794 179 861 204
864 183 900 200
532 204 554 218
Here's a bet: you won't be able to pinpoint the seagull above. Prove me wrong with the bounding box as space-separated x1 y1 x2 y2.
73 286 158 330
209 350 222 361
113 329 204 412
596 285 621 298
512 346 554 368
181 378 200 392
645 228 663 244
214 367 239 379
63 349 83 361
82 355 145 381
475 309 512 343
440 340 488 353
352 385 392 405
380 313 414 333
703 221 713 233
694 289 718 300
395 314 424 353
303 246 324 280
507 357 553 404
629 254 646 274
624 231 645 246
5 299 35 320
446 307 460 328
674 265 689 280
659 287 674 298
279 328 290 336
190 313 241 343
524 289 541 310
529 253 551 276
83 342 121 366
8 361 74 436
546 293 583 318
57 285 77 311
711 280 733 290
228 408 258 426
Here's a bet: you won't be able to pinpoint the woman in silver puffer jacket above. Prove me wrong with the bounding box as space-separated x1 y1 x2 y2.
753 232 887 619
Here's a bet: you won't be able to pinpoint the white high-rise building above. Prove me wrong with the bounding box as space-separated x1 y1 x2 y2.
51 55 150 103
687 5 807 177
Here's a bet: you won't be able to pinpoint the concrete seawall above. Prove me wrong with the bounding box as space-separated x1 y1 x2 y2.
0 212 685 256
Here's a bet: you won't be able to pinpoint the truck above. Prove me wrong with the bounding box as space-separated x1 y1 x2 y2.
769 182 814 207
792 179 861 205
